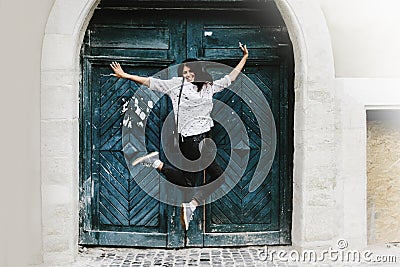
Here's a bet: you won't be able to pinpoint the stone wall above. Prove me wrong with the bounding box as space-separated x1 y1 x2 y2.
367 114 400 244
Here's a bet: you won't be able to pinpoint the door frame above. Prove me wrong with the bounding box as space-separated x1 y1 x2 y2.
79 5 294 247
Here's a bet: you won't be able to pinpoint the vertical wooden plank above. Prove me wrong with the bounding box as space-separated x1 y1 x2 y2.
166 191 185 248
81 58 94 234
278 44 294 244
92 66 104 230
168 15 187 64
187 16 203 59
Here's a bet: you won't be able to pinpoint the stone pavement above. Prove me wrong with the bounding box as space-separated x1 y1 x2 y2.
73 247 270 267
70 245 400 267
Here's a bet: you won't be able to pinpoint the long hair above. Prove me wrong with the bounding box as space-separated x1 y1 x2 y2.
178 58 213 92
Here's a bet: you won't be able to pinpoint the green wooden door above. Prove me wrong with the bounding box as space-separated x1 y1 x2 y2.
80 1 293 247
183 11 293 246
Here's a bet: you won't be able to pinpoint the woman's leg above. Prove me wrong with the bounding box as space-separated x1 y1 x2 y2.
159 134 202 187
176 132 227 230
140 133 224 203
180 133 226 204
159 162 197 187
192 159 225 204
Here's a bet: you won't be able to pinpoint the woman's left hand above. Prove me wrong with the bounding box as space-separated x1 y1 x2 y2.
239 42 249 58
229 42 249 82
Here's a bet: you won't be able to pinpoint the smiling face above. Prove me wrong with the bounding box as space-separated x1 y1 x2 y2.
182 65 195 82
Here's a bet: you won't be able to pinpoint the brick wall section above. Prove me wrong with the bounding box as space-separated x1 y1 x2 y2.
367 120 400 244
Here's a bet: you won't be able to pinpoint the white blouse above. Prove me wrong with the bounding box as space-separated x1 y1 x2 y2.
149 75 231 137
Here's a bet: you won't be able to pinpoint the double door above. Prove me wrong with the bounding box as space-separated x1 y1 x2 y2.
80 5 293 247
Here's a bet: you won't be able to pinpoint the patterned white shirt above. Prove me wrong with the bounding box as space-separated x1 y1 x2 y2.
149 75 231 137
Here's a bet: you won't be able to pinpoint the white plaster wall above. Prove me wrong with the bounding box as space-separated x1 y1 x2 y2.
320 0 400 78
0 0 55 265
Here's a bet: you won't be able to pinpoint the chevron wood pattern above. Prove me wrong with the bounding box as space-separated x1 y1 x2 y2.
92 65 166 230
207 66 279 233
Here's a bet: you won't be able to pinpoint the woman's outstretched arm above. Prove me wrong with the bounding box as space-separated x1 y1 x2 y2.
110 61 150 87
228 42 249 82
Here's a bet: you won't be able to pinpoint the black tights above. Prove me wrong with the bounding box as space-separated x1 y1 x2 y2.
160 132 225 204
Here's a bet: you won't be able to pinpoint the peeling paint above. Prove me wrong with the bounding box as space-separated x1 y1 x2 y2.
135 106 141 116
139 111 146 121
123 116 131 127
121 100 129 113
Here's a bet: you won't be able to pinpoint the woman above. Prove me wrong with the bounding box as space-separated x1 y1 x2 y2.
110 42 248 231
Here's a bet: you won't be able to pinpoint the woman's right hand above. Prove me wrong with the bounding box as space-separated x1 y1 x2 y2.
110 62 128 78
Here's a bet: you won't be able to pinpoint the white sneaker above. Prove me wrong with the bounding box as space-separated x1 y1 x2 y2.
180 203 195 231
131 152 160 168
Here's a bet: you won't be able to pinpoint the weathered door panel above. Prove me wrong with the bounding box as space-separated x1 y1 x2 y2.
81 61 173 246
204 65 283 246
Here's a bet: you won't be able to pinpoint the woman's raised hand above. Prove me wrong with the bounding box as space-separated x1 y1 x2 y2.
239 42 249 58
110 62 128 78
228 42 249 82
110 61 150 86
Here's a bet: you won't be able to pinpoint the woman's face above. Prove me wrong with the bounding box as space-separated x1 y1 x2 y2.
182 65 195 82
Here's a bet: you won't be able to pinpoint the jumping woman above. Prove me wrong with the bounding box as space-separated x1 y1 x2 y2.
110 42 248 231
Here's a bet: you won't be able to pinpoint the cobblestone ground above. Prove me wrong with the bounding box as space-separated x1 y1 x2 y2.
74 247 269 267
70 245 400 267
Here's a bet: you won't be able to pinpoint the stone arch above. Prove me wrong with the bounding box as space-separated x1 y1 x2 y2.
41 0 335 264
